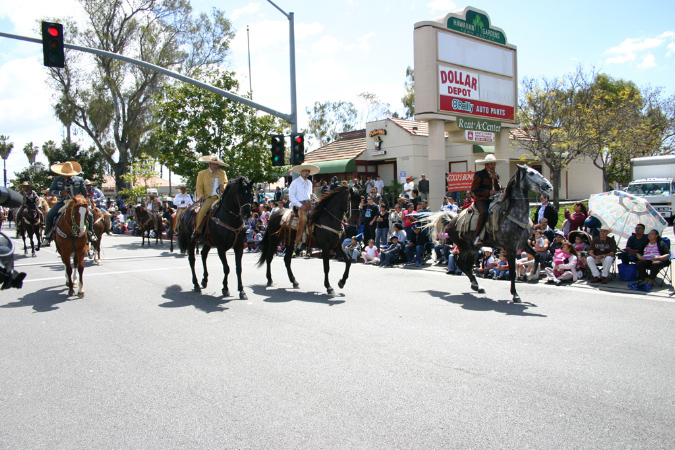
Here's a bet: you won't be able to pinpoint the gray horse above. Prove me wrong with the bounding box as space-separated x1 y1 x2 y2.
426 165 553 303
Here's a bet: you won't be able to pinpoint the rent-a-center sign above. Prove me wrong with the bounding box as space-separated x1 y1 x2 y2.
414 8 517 124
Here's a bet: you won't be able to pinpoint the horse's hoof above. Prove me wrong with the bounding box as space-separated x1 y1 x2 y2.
478 288 485 294
338 280 345 289
193 286 201 293
78 292 85 298
513 295 522 303
327 288 335 295
222 290 230 297
201 280 208 288
293 282 300 289
68 290 74 296
471 284 479 292
31 253 36 258
239 292 248 300
266 281 274 287
97 261 101 266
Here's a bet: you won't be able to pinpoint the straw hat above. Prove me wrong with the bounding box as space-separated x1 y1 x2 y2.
51 161 82 176
177 184 187 190
84 179 95 186
20 181 32 188
41 189 50 194
198 154 228 166
475 154 507 164
291 164 320 175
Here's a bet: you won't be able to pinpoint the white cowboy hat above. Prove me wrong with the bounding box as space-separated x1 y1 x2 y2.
475 154 507 164
177 184 188 190
51 161 82 176
291 164 320 175
198 154 229 167
84 179 95 186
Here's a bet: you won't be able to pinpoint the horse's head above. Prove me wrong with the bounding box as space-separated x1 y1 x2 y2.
222 177 253 220
346 186 362 226
516 164 553 196
135 205 147 217
65 195 90 236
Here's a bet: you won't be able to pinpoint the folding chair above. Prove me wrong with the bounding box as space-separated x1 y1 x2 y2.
654 237 672 287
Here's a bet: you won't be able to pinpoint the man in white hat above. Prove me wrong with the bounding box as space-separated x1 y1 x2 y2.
192 155 228 240
471 154 505 245
84 179 112 234
289 163 320 248
173 185 193 232
44 161 97 243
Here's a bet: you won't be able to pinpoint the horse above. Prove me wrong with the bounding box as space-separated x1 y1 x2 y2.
86 206 106 265
177 176 253 299
17 198 43 257
425 165 553 303
256 186 362 295
0 208 5 231
134 205 163 246
54 195 90 297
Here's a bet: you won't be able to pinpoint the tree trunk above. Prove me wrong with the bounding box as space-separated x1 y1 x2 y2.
551 167 562 210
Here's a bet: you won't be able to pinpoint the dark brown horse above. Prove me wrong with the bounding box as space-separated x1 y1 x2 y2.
134 205 163 246
54 195 90 297
256 186 362 294
86 207 106 265
0 208 5 231
17 198 43 257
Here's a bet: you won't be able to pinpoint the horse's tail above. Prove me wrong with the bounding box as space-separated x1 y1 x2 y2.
421 211 457 242
256 210 284 267
178 206 197 254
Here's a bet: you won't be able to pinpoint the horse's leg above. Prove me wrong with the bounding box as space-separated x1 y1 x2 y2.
64 259 74 296
29 231 36 257
76 250 85 298
506 251 521 303
459 249 484 294
284 239 299 288
322 250 335 295
21 232 28 255
523 242 540 281
200 244 210 288
335 245 351 289
186 241 201 292
216 245 231 297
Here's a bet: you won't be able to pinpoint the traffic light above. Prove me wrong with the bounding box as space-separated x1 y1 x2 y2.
270 134 285 166
41 22 65 68
291 133 305 165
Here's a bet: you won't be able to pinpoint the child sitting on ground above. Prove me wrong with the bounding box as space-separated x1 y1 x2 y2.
516 251 535 281
475 248 495 278
361 239 380 265
344 237 360 262
491 252 510 280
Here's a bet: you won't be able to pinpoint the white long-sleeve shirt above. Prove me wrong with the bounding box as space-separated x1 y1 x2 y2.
289 177 313 208
173 192 194 208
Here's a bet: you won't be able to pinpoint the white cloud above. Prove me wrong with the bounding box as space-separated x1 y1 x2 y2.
356 32 375 53
427 0 458 13
605 36 664 64
638 53 656 69
230 2 260 21
311 36 344 56
667 42 675 57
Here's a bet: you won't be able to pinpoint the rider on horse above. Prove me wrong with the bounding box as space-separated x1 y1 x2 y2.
43 161 97 244
191 154 228 241
15 181 40 233
471 154 505 246
173 185 193 232
289 163 320 249
85 179 111 233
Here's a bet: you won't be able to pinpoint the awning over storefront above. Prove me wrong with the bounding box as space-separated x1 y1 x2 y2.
311 158 356 174
472 145 495 154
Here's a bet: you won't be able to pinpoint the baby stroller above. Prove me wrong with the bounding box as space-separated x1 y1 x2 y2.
568 230 593 279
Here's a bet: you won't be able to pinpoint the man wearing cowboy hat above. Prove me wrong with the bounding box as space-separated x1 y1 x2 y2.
84 180 105 210
289 163 320 248
15 181 39 235
145 190 162 213
471 154 505 245
43 161 97 244
192 154 228 240
173 185 193 232
587 225 617 284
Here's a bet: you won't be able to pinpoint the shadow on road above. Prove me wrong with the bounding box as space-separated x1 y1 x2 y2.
249 284 346 306
424 289 547 317
159 284 232 313
0 285 80 312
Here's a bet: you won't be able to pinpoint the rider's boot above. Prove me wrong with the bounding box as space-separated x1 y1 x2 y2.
43 227 53 245
191 223 203 241
88 229 98 242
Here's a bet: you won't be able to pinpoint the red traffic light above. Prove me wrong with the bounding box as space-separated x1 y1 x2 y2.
48 26 60 37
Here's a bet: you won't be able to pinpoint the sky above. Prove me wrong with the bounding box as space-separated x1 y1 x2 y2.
1 0 674 184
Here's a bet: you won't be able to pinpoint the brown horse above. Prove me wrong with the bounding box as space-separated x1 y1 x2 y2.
0 208 5 231
134 205 163 246
86 207 106 265
54 195 90 297
17 198 43 257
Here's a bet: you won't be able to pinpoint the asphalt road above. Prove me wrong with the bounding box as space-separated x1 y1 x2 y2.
1 229 674 448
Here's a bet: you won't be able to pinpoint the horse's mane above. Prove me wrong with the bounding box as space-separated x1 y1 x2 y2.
309 186 350 222
222 176 247 197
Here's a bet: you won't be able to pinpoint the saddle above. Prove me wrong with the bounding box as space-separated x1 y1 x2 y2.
279 205 315 244
456 200 504 242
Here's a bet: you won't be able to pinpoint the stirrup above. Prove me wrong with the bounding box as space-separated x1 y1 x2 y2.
88 231 97 242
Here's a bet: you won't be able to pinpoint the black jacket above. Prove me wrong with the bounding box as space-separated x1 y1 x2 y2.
418 178 430 194
532 203 558 228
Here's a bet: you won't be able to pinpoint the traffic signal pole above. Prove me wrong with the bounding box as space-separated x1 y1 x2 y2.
0 30 293 125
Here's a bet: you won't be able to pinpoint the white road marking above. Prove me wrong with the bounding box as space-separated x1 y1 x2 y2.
24 266 185 283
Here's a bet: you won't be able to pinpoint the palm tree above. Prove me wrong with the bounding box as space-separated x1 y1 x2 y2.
0 135 14 187
23 141 39 166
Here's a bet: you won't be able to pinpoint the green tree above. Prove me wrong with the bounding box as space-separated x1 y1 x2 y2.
151 70 286 189
516 68 595 207
45 0 235 193
119 153 160 202
304 100 358 148
401 66 415 119
0 135 14 188
11 163 50 192
22 142 39 166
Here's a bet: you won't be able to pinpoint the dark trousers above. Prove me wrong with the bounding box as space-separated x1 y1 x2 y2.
636 259 667 281
45 201 94 234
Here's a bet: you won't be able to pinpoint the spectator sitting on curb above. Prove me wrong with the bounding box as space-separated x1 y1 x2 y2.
344 237 360 262
475 247 496 278
380 235 403 268
516 251 535 281
361 239 380 265
587 226 617 284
